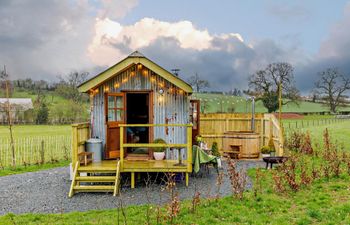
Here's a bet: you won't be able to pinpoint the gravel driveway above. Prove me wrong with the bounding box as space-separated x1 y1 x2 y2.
0 160 264 215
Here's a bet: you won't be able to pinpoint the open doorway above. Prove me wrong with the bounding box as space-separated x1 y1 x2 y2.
125 92 153 159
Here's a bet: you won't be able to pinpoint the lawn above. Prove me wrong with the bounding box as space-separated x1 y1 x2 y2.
0 125 71 139
283 119 350 150
0 174 349 224
0 161 70 177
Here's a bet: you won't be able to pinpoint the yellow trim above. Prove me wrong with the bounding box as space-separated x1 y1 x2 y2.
119 123 192 127
78 56 193 93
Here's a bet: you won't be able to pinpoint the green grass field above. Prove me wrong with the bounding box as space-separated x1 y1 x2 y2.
0 125 71 139
1 174 349 224
0 161 70 177
193 93 350 113
297 120 350 150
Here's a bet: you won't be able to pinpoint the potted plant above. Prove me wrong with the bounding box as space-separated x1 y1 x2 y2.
261 140 276 157
153 138 167 160
195 135 203 145
260 146 272 158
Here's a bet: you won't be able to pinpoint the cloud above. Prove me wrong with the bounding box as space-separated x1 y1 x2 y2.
87 17 305 91
0 0 138 80
295 2 350 93
97 0 139 20
1 0 349 95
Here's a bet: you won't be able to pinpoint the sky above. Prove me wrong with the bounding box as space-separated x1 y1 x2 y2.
0 0 350 94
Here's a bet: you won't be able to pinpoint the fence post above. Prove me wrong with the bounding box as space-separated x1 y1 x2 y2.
40 140 45 165
260 118 264 147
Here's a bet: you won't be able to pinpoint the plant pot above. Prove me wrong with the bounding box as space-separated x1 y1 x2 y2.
261 154 270 158
153 152 165 160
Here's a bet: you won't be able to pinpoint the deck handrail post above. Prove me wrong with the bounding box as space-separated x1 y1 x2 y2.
72 125 78 170
120 125 124 169
187 125 192 173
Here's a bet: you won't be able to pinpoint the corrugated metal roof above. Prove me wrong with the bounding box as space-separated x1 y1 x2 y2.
128 51 145 58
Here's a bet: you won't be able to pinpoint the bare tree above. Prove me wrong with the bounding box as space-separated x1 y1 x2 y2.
56 71 89 103
188 73 210 92
1 66 16 167
248 62 299 113
315 68 350 113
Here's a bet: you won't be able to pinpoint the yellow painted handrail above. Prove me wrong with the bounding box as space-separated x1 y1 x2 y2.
119 124 193 127
119 123 193 173
122 143 187 148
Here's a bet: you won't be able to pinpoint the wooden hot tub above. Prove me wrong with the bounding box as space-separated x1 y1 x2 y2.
222 131 260 159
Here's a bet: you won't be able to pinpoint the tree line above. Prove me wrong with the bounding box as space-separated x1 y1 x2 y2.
188 64 350 114
0 70 89 124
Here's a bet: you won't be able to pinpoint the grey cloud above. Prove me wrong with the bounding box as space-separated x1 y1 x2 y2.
139 36 298 91
0 0 95 80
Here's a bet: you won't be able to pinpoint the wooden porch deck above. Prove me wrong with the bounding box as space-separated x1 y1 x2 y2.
78 159 190 189
80 160 188 172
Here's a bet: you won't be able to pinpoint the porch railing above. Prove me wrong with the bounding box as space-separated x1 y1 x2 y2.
119 124 193 172
72 122 90 170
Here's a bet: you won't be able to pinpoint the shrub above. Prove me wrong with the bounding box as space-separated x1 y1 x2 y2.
152 138 167 152
261 146 273 154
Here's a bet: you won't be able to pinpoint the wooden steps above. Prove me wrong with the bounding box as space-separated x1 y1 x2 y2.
69 161 121 197
75 176 115 182
74 185 114 192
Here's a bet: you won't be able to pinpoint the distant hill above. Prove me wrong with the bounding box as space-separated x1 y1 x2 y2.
192 93 350 114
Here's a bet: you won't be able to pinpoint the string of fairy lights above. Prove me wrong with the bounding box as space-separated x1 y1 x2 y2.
89 63 185 97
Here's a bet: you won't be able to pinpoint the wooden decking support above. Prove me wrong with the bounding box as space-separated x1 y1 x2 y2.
131 172 135 188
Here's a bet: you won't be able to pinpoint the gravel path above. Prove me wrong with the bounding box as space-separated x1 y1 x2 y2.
0 160 265 215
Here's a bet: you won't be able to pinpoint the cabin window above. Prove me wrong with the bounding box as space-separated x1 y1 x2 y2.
107 94 125 122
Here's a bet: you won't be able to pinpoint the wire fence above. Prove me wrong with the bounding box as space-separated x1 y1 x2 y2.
283 118 350 131
0 135 71 168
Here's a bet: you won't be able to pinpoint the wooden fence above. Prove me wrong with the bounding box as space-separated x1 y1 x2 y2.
0 135 71 167
200 113 284 156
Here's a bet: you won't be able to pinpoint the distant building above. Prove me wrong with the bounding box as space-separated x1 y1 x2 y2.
0 98 34 124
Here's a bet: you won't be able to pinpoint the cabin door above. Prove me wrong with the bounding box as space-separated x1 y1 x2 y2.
105 93 126 159
190 100 200 144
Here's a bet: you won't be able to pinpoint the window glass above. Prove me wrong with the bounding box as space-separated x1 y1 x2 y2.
116 96 123 108
108 109 116 121
108 96 115 108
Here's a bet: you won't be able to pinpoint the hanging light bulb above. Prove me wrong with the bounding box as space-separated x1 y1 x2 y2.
114 82 120 88
142 69 148 76
137 63 142 70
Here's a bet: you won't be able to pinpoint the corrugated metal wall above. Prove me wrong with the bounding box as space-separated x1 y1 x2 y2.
90 65 190 159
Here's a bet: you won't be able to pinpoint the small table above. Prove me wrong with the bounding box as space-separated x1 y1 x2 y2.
263 156 288 169
78 152 93 166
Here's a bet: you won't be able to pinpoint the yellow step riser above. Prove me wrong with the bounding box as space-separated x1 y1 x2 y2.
74 185 114 191
76 176 116 182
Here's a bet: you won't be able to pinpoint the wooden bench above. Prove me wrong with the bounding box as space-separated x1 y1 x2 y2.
78 152 93 166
